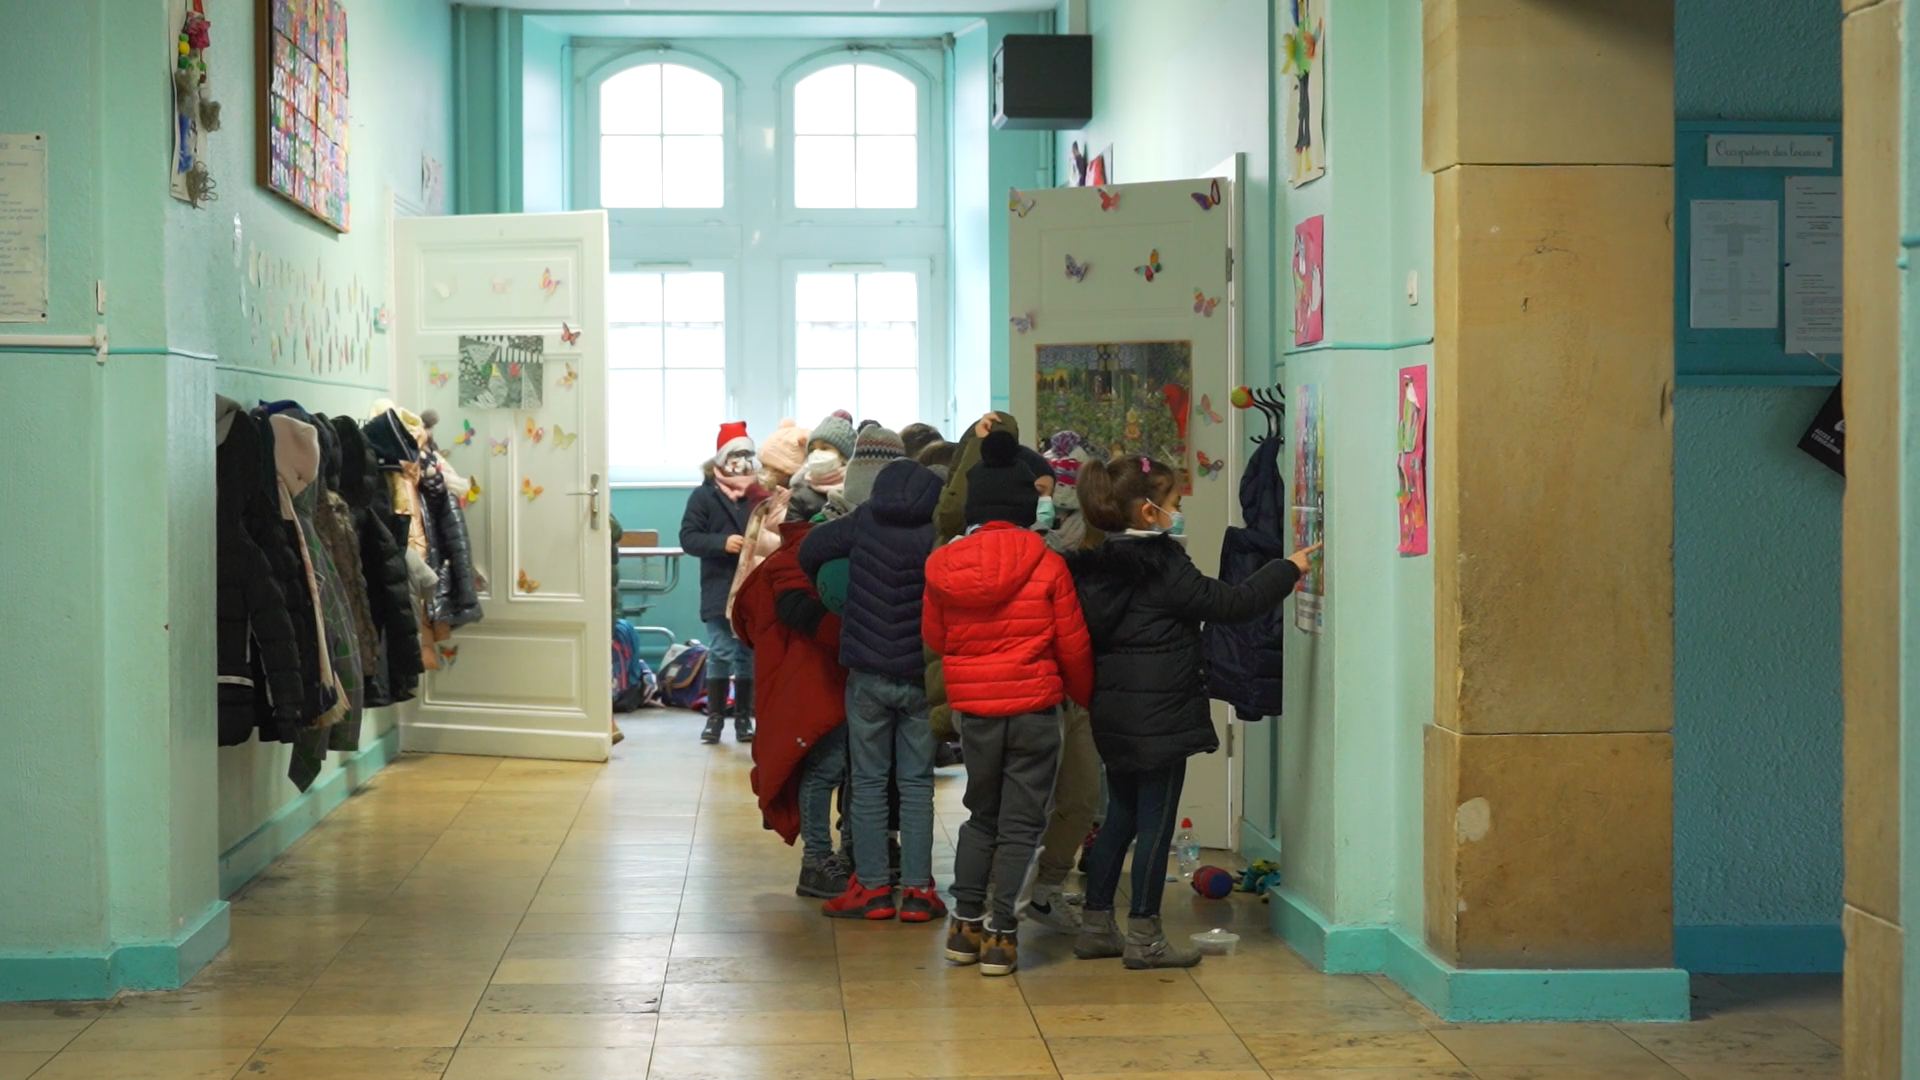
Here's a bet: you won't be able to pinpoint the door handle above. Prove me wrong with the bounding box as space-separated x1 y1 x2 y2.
565 473 602 530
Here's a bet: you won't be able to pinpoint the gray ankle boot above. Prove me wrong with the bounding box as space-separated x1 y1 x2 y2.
1123 916 1203 969
1073 909 1125 960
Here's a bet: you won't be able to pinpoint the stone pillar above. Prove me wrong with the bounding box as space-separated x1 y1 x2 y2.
1838 1 1902 1075
1423 0 1677 972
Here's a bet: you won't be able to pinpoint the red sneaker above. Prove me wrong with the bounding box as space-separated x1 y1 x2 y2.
898 885 948 923
822 875 896 920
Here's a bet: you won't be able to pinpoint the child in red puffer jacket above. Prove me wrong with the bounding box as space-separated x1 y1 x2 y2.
923 430 1093 978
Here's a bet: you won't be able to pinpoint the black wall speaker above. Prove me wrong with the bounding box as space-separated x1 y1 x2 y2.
992 34 1092 131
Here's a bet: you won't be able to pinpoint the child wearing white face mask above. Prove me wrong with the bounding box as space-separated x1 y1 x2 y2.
789 411 855 521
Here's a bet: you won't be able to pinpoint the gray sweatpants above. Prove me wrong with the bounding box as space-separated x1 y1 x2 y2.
951 708 1063 930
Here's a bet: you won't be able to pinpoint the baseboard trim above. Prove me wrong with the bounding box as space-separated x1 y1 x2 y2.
1271 888 1691 1022
0 901 230 1002
1674 923 1844 974
398 719 609 762
219 725 401 897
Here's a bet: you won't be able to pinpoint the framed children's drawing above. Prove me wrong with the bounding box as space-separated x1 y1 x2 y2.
256 0 350 232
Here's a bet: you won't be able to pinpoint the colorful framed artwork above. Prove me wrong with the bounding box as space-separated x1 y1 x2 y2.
256 0 350 232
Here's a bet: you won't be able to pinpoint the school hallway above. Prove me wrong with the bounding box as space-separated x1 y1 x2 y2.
0 712 1837 1080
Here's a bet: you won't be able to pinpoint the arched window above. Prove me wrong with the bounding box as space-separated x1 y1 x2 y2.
792 62 917 209
599 63 724 208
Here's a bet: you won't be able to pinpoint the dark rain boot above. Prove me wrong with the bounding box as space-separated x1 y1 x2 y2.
733 678 755 742
700 678 727 744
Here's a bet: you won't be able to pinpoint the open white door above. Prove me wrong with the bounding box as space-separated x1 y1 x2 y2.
1008 174 1243 850
393 211 612 762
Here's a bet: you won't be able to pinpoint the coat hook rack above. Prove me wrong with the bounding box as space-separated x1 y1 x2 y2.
1231 384 1287 444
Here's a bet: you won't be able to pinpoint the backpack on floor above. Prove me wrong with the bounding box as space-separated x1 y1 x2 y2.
656 640 709 710
611 619 659 713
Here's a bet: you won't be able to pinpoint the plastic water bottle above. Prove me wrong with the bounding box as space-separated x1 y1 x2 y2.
1174 819 1202 879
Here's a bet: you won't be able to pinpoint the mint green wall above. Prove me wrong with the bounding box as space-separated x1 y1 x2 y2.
522 16 570 215
609 486 706 660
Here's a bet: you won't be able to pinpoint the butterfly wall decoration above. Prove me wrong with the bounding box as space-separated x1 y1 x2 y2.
1064 255 1091 282
431 280 455 300
1192 178 1222 210
558 363 578 389
524 417 545 444
517 569 541 593
1010 312 1036 334
453 419 475 447
1008 188 1036 218
540 268 561 297
1134 249 1163 282
489 437 510 456
489 278 511 294
464 478 481 503
1097 187 1120 211
521 477 544 500
1194 451 1227 478
1194 394 1225 426
427 364 449 389
559 322 582 346
1193 290 1220 317
437 643 459 668
550 425 578 449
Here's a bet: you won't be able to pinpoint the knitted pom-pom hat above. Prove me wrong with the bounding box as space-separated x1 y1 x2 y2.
713 420 752 466
964 430 1040 528
809 412 856 460
758 418 810 477
844 424 905 505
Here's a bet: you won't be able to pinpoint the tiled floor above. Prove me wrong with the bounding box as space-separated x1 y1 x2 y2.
0 711 1842 1079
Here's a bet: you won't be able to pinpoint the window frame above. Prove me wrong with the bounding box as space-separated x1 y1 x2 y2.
776 49 945 227
579 48 740 224
780 258 943 432
606 259 741 485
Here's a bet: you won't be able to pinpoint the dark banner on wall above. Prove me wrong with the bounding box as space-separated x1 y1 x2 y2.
1798 382 1844 476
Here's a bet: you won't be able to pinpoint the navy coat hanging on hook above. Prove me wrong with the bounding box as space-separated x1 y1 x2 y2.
1205 429 1288 720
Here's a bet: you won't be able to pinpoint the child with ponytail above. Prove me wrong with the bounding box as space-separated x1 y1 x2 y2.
1067 455 1318 968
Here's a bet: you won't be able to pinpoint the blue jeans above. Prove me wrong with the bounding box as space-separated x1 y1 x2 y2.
703 618 753 680
798 723 849 859
846 669 935 889
1083 761 1188 919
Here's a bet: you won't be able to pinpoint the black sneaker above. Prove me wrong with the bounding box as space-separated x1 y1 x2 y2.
796 853 849 899
979 927 1018 976
700 713 724 744
734 715 755 742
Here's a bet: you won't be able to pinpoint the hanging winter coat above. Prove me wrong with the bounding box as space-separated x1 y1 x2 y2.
724 486 791 621
332 416 423 707
266 410 353 789
313 418 381 678
420 460 483 627
249 408 330 743
1204 435 1288 720
215 399 306 746
731 522 848 844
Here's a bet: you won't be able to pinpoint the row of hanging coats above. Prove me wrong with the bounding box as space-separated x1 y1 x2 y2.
215 397 482 791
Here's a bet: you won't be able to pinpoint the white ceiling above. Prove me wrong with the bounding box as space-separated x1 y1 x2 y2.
464 0 1056 12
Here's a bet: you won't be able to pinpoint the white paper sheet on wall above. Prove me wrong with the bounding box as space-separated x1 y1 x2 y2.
0 133 49 323
1689 199 1779 330
1783 175 1843 355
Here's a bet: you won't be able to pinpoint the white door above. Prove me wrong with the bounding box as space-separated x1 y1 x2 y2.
393 211 613 762
1008 173 1244 849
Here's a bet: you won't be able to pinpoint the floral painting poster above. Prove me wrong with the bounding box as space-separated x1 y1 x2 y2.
1036 341 1192 491
1292 383 1325 633
1396 365 1429 556
458 334 545 410
1293 215 1325 346
1282 0 1325 187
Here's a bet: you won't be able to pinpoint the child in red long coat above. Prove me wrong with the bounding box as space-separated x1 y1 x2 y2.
732 520 851 899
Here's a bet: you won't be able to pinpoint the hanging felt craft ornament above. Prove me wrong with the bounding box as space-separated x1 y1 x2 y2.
170 1 222 208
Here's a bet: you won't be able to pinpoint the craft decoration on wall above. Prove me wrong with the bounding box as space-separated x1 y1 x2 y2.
521 477 544 501
1194 394 1224 426
517 569 541 593
1292 383 1325 632
1088 146 1111 186
1098 188 1120 211
437 643 459 668
540 268 562 297
489 437 509 455
432 281 455 300
1191 179 1222 211
1396 365 1429 555
1010 312 1036 334
1008 188 1036 218
550 425 578 449
259 0 351 231
524 417 545 444
1194 451 1227 479
559 322 582 345
490 278 511 294
1036 341 1192 495
1281 0 1326 187
1134 249 1163 283
463 478 481 504
426 363 449 388
171 0 223 208
1293 216 1325 346
1064 255 1091 282
558 363 577 389
238 244 379 374
1069 142 1090 186
1193 291 1219 318
457 335 545 409
452 419 475 447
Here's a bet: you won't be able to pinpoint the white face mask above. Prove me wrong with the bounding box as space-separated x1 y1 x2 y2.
804 449 842 477
719 450 756 477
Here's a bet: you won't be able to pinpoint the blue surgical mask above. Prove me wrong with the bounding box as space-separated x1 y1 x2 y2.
1146 500 1184 536
1034 495 1056 530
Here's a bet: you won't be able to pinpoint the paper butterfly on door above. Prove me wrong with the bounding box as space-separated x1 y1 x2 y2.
1134 249 1163 282
550 425 578 449
427 364 449 388
524 417 545 444
521 477 544 500
1097 187 1120 211
489 278 511 294
1191 178 1222 210
1010 312 1036 334
1194 451 1227 478
558 363 577 389
437 643 459 668
1193 290 1220 317
431 280 455 300
517 569 541 593
463 478 481 504
1064 255 1091 282
540 268 562 297
489 437 510 456
1194 394 1225 426
1008 188 1036 218
453 419 475 447
559 322 582 346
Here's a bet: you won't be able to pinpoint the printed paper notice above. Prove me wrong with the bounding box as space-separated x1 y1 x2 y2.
1690 199 1778 330
1784 175 1843 354
0 134 48 322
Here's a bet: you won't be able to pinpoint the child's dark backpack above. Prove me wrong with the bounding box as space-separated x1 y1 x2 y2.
656 640 710 710
611 619 659 712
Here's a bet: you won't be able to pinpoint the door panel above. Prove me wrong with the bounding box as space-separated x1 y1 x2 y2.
394 211 612 761
1008 176 1243 849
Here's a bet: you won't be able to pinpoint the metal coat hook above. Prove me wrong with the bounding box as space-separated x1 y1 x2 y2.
1232 385 1287 444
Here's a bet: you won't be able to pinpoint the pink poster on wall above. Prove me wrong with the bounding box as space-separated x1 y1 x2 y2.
1396 364 1428 556
1293 215 1325 346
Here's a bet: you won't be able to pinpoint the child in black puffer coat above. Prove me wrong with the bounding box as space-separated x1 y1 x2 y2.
1067 455 1317 968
